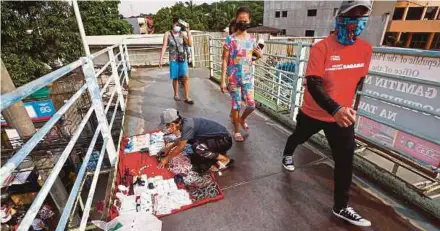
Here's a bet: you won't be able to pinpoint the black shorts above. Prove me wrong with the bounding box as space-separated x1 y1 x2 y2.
190 134 233 158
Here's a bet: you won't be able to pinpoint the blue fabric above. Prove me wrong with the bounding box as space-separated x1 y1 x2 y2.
169 61 189 79
334 16 368 45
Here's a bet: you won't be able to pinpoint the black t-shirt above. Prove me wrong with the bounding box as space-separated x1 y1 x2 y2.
180 117 230 141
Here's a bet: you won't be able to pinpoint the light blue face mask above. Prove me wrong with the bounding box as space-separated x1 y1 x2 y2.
334 17 368 45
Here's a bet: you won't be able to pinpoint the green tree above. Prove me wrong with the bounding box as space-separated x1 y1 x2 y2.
78 1 133 35
152 1 263 33
1 0 132 86
1 1 83 86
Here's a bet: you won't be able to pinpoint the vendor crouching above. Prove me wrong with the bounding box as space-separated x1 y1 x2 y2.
158 108 234 172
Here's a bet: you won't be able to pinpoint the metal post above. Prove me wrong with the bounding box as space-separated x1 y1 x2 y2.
290 43 302 120
209 37 214 78
109 48 126 111
295 43 307 119
72 0 90 56
81 57 117 165
191 35 196 67
124 42 131 71
119 44 129 85
276 71 282 107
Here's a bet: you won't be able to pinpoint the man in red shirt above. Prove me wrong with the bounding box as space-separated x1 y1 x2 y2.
281 0 373 227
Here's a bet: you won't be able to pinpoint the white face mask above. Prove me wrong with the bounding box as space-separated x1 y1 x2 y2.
173 26 181 32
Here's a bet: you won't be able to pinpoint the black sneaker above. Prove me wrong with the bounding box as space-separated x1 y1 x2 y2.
282 155 295 171
333 206 371 227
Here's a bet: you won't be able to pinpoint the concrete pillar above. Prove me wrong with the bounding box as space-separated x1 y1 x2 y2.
405 32 413 48
36 158 81 227
425 32 435 50
0 60 36 139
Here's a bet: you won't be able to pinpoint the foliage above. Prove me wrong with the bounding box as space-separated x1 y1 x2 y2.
1 1 83 86
1 1 132 86
78 1 133 35
153 1 264 33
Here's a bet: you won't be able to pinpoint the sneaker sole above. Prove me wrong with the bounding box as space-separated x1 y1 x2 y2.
332 211 371 227
282 164 295 171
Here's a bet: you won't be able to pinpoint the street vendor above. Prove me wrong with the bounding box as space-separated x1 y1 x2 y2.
158 108 234 172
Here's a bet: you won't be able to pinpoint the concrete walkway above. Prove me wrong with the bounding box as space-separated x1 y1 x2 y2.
123 68 438 231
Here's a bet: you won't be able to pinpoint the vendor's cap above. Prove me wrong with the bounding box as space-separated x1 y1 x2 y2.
337 0 372 16
158 108 179 129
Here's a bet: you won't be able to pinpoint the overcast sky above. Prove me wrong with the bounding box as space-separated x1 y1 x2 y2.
119 0 220 17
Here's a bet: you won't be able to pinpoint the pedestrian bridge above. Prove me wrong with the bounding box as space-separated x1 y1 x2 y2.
1 34 440 230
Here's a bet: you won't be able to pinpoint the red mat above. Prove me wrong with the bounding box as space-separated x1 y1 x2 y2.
109 132 224 220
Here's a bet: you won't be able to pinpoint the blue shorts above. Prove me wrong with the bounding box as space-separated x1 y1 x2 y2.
169 61 189 79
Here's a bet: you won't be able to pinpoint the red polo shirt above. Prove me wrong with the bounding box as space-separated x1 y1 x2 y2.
301 34 372 122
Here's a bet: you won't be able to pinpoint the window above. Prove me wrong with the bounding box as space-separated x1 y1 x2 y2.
275 11 280 18
280 29 287 36
396 32 409 47
305 30 315 37
431 33 440 50
406 7 424 20
410 33 429 49
392 7 405 20
382 32 398 46
424 7 438 20
307 9 317 17
282 11 288 18
333 8 339 16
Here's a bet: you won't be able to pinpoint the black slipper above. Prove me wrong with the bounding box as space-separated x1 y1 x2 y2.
184 99 194 105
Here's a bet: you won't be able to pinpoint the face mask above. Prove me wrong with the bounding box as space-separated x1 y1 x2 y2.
334 17 368 45
173 26 181 32
235 22 251 31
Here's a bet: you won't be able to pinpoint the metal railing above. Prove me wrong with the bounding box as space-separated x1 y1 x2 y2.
0 42 130 230
207 35 440 182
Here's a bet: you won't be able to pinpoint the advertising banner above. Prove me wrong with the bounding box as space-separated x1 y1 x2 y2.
357 51 440 169
1 99 56 126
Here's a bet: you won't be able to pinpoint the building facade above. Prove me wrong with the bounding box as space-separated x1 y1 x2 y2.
263 0 440 50
263 1 341 37
384 0 440 50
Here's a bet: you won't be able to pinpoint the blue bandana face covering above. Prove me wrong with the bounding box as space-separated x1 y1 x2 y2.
334 17 368 45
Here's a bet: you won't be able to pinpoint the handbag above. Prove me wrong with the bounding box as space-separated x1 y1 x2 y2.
170 31 186 62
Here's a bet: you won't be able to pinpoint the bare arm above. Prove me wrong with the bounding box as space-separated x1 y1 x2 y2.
163 141 179 154
158 140 187 168
159 32 169 65
183 30 192 47
221 47 229 84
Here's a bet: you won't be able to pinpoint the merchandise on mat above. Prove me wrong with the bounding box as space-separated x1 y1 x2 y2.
164 133 179 142
92 211 162 231
188 182 220 202
154 190 192 215
124 134 151 154
149 132 165 156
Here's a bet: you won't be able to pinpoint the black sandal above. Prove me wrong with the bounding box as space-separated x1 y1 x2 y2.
184 99 194 105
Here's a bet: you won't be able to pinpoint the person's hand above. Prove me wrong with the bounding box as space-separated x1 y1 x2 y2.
333 107 356 127
253 47 263 59
220 81 227 93
158 157 169 169
159 59 163 69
